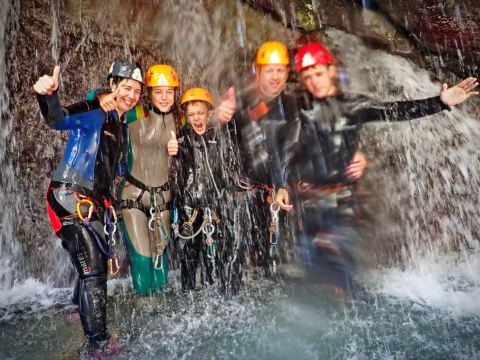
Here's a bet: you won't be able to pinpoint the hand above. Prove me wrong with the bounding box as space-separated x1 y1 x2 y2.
440 77 479 106
98 87 121 112
275 188 293 211
167 131 179 156
216 86 236 123
33 65 60 95
345 152 367 180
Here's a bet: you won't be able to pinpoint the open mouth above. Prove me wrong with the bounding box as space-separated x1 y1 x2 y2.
193 123 204 131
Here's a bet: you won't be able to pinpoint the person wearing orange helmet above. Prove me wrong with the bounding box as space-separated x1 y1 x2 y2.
216 41 367 277
87 64 184 296
167 88 244 296
275 42 478 293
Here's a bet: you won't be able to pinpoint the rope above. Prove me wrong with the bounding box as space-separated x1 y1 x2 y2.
82 218 115 258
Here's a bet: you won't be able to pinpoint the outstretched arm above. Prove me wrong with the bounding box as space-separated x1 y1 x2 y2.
356 77 479 124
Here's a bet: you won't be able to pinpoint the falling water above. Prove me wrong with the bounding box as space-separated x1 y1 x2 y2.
1 0 480 359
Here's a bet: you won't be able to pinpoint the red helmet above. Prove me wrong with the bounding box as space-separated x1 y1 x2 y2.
295 43 333 72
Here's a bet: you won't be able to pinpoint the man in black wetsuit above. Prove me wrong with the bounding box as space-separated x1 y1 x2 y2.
217 41 367 276
34 59 143 353
275 42 479 292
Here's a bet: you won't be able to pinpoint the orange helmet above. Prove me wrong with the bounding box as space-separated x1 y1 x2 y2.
180 88 215 107
255 41 290 66
145 64 180 87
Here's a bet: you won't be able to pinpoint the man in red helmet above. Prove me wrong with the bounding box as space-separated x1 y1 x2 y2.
275 42 478 292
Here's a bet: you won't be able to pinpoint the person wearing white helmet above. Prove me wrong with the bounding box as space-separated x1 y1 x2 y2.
35 58 143 352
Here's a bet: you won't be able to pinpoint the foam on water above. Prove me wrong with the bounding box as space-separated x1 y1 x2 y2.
361 250 480 317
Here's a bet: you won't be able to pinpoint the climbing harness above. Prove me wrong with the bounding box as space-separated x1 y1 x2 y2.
173 206 221 260
76 197 121 276
148 191 171 270
269 201 280 245
268 189 281 274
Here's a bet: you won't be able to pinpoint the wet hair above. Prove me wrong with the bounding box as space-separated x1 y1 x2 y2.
182 100 214 112
110 76 144 94
147 86 183 136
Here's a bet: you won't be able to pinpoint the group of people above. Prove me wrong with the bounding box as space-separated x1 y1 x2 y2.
34 40 478 354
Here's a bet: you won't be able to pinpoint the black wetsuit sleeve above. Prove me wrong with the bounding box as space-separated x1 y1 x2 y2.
37 91 101 129
37 91 64 128
355 96 450 124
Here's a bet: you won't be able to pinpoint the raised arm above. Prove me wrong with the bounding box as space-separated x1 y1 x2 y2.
35 66 102 130
356 77 478 124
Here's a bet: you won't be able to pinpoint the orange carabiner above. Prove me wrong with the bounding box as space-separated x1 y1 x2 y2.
109 257 120 276
77 199 94 221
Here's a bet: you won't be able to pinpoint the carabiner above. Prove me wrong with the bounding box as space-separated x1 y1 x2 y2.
154 253 163 270
109 257 120 276
148 218 156 231
77 199 94 221
159 223 169 240
206 243 216 259
109 206 118 223
269 231 278 245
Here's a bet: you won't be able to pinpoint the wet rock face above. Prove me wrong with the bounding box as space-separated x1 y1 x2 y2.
244 0 415 55
245 0 480 75
375 0 480 56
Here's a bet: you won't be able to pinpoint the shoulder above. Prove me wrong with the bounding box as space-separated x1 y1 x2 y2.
124 104 149 124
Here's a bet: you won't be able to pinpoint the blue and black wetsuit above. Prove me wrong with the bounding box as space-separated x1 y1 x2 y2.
38 91 127 345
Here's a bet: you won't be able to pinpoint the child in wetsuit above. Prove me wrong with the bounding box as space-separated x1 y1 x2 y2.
168 88 245 296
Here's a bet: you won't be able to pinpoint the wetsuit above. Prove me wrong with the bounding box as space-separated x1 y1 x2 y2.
39 91 127 345
171 126 243 296
117 105 178 295
230 83 299 275
86 86 184 296
288 93 450 291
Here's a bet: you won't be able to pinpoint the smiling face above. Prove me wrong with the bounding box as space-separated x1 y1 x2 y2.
300 64 339 99
110 78 142 115
186 101 214 135
150 86 175 112
256 64 289 100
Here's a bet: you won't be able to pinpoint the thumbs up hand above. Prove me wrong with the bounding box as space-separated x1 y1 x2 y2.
98 86 121 112
216 86 236 123
167 131 179 156
33 65 61 95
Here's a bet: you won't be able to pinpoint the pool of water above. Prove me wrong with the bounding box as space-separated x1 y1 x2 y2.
1 251 479 360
